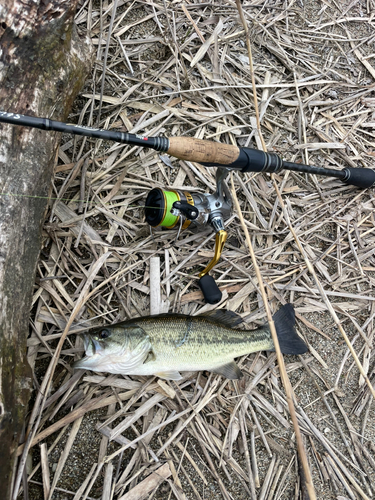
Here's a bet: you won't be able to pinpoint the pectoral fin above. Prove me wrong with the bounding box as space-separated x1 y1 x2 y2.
211 362 243 380
155 370 183 381
143 350 156 363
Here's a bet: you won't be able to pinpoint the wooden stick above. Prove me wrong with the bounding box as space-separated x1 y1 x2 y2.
150 256 161 315
40 443 50 500
235 0 266 152
102 463 114 500
230 175 316 500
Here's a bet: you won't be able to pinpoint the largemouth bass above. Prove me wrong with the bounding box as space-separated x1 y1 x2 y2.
74 304 307 380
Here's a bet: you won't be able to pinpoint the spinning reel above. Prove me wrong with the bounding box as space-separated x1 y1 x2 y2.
1 110 375 304
145 167 232 303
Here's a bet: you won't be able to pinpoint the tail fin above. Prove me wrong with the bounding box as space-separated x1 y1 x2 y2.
271 304 308 354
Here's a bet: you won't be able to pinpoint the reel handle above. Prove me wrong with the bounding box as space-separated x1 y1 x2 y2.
197 230 227 304
198 275 222 304
199 230 227 279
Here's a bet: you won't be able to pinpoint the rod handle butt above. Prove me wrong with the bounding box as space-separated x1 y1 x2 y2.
343 167 375 188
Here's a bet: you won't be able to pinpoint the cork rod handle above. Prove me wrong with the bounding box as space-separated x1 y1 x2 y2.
167 137 240 165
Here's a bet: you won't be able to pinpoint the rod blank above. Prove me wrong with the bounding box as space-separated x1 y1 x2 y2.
1 110 374 188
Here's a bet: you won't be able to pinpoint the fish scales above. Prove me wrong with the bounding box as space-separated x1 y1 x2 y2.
133 315 273 370
145 315 273 353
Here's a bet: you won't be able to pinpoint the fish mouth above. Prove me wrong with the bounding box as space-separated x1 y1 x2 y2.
82 334 104 355
73 355 100 370
83 334 90 352
73 335 103 370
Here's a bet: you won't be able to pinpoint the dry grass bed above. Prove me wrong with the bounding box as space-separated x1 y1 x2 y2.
14 0 375 499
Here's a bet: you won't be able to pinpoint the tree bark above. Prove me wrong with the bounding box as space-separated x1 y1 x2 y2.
0 2 92 497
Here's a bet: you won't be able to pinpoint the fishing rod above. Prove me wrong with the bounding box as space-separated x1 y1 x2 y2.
2 110 375 304
1 110 375 188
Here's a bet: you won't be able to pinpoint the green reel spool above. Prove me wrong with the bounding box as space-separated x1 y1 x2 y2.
145 188 195 230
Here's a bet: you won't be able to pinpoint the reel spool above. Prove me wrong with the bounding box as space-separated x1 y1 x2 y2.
144 168 232 304
145 188 199 230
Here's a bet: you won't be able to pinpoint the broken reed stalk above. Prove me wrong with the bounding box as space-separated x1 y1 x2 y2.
235 0 266 152
149 256 161 315
230 175 317 500
234 2 316 498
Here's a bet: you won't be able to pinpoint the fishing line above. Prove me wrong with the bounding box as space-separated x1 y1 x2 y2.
0 191 167 211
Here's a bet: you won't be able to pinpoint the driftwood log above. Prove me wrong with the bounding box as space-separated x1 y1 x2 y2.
0 1 92 496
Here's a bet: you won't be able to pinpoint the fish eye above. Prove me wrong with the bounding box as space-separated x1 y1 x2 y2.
99 329 110 340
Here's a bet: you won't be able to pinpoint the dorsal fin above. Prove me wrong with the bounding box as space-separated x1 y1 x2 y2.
198 309 243 328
